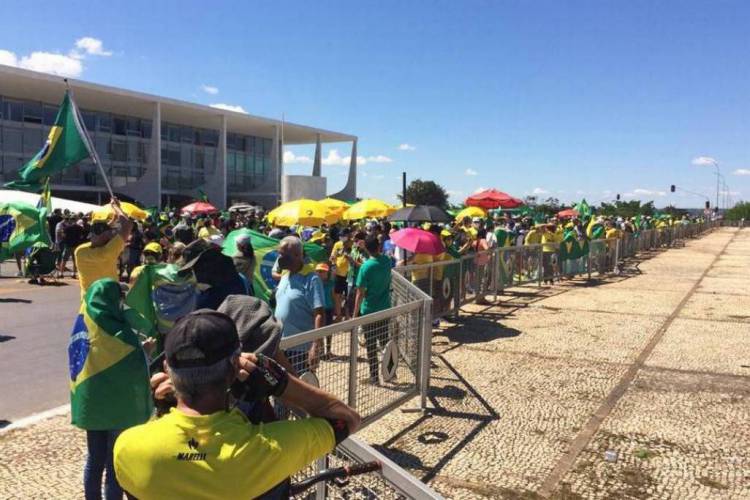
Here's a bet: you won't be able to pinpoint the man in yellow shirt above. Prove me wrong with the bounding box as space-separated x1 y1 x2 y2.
197 219 221 240
75 198 132 299
329 228 353 321
114 309 361 500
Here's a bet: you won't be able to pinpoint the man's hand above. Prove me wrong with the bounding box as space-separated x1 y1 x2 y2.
237 352 258 382
151 372 174 400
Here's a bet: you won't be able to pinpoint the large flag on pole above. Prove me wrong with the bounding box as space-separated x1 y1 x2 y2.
5 91 92 191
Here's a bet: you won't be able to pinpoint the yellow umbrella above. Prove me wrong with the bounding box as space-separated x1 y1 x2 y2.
342 199 394 220
92 201 149 222
319 197 349 214
454 206 486 221
267 199 335 227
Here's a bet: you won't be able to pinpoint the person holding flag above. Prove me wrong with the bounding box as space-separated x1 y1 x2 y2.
75 198 133 299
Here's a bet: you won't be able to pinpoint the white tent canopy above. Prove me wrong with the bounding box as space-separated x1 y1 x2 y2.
0 189 99 213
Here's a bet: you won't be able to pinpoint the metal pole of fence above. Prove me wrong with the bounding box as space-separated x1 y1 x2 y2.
614 239 620 273
315 455 327 500
587 243 592 280
454 258 462 319
348 328 358 408
419 297 433 411
537 246 543 287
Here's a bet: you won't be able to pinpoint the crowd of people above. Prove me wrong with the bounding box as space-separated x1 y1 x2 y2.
15 197 704 500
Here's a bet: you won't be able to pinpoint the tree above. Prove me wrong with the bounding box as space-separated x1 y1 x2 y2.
598 200 655 218
397 179 449 209
725 201 750 221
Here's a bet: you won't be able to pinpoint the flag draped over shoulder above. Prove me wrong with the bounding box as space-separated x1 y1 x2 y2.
5 91 92 191
69 279 152 430
222 228 328 302
125 263 197 349
0 201 50 260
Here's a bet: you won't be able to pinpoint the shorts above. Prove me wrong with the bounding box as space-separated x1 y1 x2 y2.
334 275 348 294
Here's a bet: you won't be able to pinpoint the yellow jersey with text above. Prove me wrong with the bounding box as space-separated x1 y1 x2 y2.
114 407 335 500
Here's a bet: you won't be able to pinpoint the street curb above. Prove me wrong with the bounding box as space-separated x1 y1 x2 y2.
0 404 70 435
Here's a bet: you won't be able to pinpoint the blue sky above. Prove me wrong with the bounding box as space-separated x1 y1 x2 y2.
1 0 748 208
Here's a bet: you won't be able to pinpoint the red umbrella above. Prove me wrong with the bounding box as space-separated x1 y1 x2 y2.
465 189 524 209
181 201 219 215
390 228 444 255
558 208 579 218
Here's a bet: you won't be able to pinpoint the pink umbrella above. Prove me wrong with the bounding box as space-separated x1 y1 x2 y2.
390 228 444 255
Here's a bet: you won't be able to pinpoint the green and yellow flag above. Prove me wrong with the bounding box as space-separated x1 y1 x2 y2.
69 279 152 430
222 228 328 302
125 263 197 352
5 91 92 191
0 201 50 260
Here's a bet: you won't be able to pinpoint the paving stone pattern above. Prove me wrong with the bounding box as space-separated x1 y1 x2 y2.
1 228 748 499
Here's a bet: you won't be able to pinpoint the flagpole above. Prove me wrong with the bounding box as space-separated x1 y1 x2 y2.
64 78 115 200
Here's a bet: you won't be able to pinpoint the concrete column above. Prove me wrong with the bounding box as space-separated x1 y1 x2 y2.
330 138 357 201
118 101 161 208
271 125 281 206
312 133 322 177
203 114 227 209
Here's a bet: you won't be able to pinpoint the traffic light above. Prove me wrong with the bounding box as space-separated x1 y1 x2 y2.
616 193 621 201
705 200 710 210
670 185 675 193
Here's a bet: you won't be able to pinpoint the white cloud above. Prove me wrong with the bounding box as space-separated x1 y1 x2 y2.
74 37 112 57
532 187 549 195
473 187 488 194
692 156 718 167
1 37 112 78
201 84 219 95
575 190 586 195
321 149 392 166
0 49 18 66
397 143 416 151
733 168 750 176
465 168 478 176
20 51 83 77
210 103 247 113
283 151 313 164
634 188 666 196
446 190 464 198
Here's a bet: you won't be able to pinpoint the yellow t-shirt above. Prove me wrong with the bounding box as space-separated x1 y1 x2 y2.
541 231 562 253
198 226 220 240
114 407 335 500
410 253 433 281
524 229 542 246
330 241 350 277
75 235 125 299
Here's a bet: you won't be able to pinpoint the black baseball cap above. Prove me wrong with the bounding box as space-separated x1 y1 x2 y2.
179 239 218 273
165 309 240 369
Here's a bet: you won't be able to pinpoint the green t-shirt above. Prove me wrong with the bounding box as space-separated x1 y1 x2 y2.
355 254 392 316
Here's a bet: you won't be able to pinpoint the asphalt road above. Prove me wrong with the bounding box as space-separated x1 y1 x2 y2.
0 263 80 424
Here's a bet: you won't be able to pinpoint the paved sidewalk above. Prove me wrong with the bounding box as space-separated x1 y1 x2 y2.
1 228 748 499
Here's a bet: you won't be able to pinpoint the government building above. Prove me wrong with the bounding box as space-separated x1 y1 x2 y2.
0 65 357 209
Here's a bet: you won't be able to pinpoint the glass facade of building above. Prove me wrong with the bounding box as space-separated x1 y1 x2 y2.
0 94 152 188
0 94 274 196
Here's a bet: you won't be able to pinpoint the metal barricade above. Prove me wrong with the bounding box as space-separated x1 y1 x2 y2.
293 436 444 499
280 271 433 428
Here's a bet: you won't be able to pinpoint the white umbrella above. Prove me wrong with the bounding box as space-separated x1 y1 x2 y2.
0 189 99 213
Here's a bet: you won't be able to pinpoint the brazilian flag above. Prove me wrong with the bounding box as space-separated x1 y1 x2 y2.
0 201 50 260
5 91 92 191
69 279 152 430
125 263 197 353
222 228 328 302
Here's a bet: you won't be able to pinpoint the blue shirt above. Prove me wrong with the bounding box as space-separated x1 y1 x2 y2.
275 266 325 347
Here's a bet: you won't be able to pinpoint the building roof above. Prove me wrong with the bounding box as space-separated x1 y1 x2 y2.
0 64 355 144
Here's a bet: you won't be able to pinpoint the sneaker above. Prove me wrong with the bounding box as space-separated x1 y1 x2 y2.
16 271 24 277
